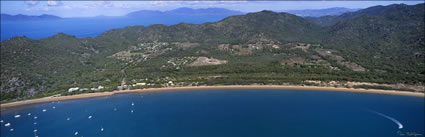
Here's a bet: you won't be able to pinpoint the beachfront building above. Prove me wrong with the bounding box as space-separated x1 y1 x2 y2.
168 81 174 86
136 83 146 86
98 85 104 89
68 87 79 92
90 85 105 91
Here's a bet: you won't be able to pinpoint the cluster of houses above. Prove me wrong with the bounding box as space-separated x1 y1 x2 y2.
110 42 170 63
218 42 282 51
131 82 154 87
68 85 104 92
118 82 153 90
163 57 196 69
138 42 169 52
119 80 175 90
68 79 176 93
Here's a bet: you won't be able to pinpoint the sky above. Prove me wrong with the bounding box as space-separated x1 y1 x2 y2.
1 1 424 17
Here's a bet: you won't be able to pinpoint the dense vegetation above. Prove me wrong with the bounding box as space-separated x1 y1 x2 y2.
1 3 424 103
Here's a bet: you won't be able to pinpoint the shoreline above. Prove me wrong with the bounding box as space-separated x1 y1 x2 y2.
1 85 424 110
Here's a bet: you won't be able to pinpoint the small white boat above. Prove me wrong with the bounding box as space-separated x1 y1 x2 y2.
67 117 71 121
42 109 47 112
5 123 11 127
28 113 31 116
131 102 135 106
88 116 92 119
74 131 78 136
0 120 3 123
10 128 14 131
34 129 38 132
14 114 21 118
34 116 38 119
101 128 104 132
33 122 37 125
52 106 56 109
131 110 134 113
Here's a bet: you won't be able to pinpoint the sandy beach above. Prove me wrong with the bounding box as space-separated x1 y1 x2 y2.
1 85 424 110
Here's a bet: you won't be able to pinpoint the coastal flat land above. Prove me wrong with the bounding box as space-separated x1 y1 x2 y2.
1 85 424 110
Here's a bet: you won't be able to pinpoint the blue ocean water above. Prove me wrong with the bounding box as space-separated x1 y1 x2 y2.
1 16 228 41
1 89 424 137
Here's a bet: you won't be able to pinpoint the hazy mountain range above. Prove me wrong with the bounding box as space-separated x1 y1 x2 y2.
1 7 360 22
127 7 244 17
284 7 359 17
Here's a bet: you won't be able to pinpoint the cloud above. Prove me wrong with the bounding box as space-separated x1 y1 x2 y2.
84 1 115 8
25 0 39 7
47 0 63 7
102 1 114 8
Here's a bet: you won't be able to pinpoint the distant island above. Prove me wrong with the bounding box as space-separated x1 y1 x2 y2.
0 3 424 103
1 7 244 22
1 14 62 21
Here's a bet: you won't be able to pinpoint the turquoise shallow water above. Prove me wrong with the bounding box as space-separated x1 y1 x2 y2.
1 89 424 137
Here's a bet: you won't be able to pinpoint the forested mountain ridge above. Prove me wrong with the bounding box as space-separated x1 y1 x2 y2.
1 3 424 102
323 3 424 74
307 3 423 26
103 10 323 43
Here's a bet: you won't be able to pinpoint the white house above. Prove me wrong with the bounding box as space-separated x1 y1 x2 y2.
68 87 79 92
168 81 174 86
98 85 104 89
91 85 104 91
136 83 146 86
